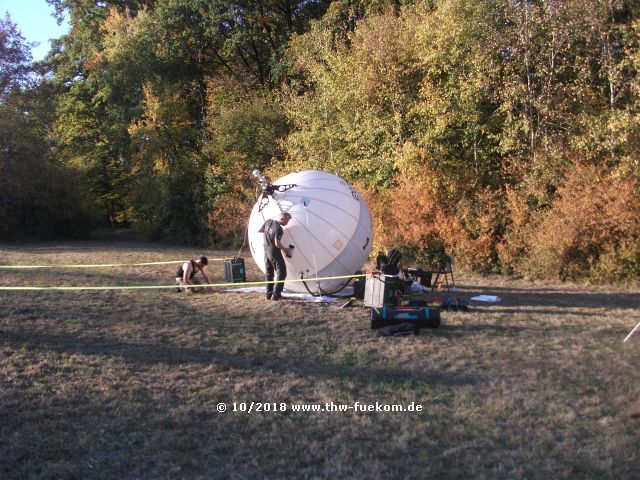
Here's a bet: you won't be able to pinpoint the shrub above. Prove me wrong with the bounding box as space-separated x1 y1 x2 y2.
207 160 257 246
524 163 640 283
497 185 544 275
363 168 461 266
0 91 100 240
451 188 506 274
359 184 395 255
364 169 508 274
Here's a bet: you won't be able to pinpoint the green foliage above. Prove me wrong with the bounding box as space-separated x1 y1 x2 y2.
0 16 98 240
0 86 99 240
2 0 637 282
205 85 289 242
124 79 211 242
206 85 289 171
283 6 425 188
41 0 331 242
411 0 504 196
281 0 640 282
0 13 33 98
129 163 214 243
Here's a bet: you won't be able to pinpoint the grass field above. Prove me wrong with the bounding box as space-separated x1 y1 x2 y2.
1 240 639 479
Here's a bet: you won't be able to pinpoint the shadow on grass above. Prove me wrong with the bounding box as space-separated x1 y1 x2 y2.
470 307 603 317
1 330 622 480
1 328 484 389
448 284 640 311
1 295 630 479
430 322 632 341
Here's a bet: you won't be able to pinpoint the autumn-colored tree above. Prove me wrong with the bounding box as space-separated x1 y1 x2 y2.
524 162 639 282
1 0 637 281
283 5 425 188
0 15 98 239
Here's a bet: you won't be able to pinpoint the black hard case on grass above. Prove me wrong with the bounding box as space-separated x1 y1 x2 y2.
224 257 246 283
370 306 441 329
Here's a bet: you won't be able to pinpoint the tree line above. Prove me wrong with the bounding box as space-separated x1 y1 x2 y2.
1 0 639 282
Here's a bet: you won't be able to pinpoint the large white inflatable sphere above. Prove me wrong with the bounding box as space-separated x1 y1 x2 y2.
248 170 373 295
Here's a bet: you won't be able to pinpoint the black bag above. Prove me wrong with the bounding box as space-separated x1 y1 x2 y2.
441 298 470 311
352 271 365 299
378 323 419 337
370 306 441 329
407 268 432 287
408 298 428 307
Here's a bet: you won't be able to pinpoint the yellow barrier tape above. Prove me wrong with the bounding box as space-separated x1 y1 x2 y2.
0 273 367 291
0 258 232 269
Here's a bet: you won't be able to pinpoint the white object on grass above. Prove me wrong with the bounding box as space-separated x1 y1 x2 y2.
624 321 640 343
248 170 373 295
470 295 502 303
222 286 346 303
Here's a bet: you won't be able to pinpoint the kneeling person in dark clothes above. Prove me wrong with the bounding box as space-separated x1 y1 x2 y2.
175 256 212 293
259 212 293 300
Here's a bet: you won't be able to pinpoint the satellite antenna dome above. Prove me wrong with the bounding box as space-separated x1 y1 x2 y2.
248 170 373 295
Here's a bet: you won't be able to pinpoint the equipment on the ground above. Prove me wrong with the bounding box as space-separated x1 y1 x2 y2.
224 257 246 283
352 272 366 299
406 268 433 287
370 306 441 329
363 273 401 308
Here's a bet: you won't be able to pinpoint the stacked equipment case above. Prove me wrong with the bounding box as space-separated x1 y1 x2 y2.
364 272 440 331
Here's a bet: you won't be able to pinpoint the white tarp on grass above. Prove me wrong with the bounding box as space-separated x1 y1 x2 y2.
223 285 353 303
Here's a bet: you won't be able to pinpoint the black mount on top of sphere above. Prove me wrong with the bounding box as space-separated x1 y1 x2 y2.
253 169 296 213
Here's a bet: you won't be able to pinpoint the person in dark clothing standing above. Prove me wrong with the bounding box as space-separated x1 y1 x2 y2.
259 212 293 300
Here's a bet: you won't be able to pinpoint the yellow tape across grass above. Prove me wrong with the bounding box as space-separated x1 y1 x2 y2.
0 274 367 291
0 259 232 269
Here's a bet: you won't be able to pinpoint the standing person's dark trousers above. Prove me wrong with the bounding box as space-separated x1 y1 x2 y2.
265 247 287 299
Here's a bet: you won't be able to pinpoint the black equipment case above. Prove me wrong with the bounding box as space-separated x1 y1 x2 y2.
224 257 246 283
370 306 441 329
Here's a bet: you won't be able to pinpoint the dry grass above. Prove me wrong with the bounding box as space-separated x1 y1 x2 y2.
1 240 639 479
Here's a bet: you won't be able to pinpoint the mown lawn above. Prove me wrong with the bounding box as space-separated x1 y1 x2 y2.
1 240 639 479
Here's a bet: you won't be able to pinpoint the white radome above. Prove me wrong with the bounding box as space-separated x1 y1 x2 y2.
248 170 373 295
